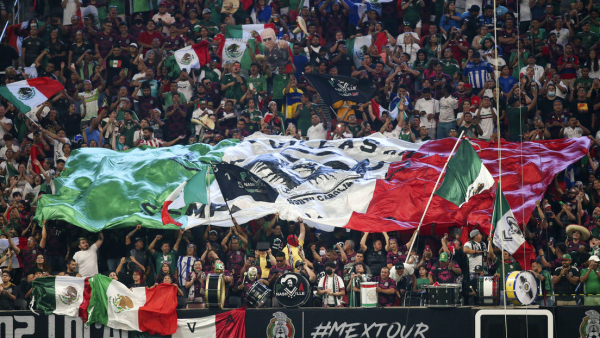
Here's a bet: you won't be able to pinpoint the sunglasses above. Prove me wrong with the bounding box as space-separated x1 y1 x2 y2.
263 37 272 42
276 259 284 262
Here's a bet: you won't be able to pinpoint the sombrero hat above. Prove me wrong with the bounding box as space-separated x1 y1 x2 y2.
566 224 591 241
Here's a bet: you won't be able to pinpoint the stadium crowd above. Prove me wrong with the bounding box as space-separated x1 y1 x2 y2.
0 0 598 310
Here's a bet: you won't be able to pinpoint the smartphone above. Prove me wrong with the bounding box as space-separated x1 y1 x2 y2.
123 69 128 76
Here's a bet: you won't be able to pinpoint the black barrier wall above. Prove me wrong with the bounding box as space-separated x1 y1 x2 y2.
0 307 595 338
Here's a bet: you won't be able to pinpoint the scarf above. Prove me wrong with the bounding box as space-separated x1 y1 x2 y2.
321 273 341 307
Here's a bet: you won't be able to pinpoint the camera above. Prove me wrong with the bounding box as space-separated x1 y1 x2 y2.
545 212 553 218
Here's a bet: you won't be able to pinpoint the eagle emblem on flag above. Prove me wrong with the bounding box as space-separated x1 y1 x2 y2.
110 294 134 313
180 53 196 66
225 44 243 58
17 87 35 100
58 286 81 305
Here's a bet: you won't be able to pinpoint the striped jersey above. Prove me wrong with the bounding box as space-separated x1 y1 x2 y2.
463 61 493 89
139 138 164 147
177 255 199 286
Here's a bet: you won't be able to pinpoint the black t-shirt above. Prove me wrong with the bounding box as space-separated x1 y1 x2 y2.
365 247 387 277
267 233 285 255
105 55 131 87
0 44 19 70
22 36 44 64
458 124 479 138
552 266 580 295
69 42 93 64
569 99 594 127
331 52 354 76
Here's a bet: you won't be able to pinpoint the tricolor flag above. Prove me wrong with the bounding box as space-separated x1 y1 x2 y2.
372 32 388 53
32 277 89 317
162 169 210 226
87 274 178 335
221 39 262 70
347 36 372 68
172 307 245 338
435 139 495 207
0 237 28 268
173 41 211 73
371 99 399 121
7 22 28 56
225 24 276 39
0 78 64 113
492 186 536 270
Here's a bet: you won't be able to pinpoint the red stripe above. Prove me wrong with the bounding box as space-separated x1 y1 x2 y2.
78 277 92 323
215 307 246 338
26 77 65 100
192 40 210 68
371 99 382 121
138 284 178 335
30 144 41 175
161 201 183 227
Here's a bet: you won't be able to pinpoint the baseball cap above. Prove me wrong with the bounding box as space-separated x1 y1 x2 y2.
130 43 138 48
473 51 481 58
295 260 305 268
395 262 405 270
208 230 218 235
508 96 520 106
562 254 572 261
440 252 449 262
325 261 336 268
134 237 143 243
158 2 166 6
202 8 211 14
463 83 472 89
474 265 484 272
589 255 600 262
496 6 508 15
470 229 481 238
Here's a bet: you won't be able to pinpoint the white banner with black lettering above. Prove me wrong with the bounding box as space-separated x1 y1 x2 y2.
180 133 423 231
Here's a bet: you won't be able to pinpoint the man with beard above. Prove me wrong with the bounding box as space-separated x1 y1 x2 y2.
220 61 247 103
138 127 183 147
551 253 580 305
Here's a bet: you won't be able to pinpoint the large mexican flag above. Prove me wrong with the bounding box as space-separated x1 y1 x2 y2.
32 276 89 317
0 78 64 113
225 23 275 39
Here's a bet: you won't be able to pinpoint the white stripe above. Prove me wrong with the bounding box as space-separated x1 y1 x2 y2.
54 277 86 317
166 181 188 210
173 316 217 338
105 280 147 331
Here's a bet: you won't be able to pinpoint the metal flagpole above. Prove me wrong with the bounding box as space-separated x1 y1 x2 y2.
404 131 465 264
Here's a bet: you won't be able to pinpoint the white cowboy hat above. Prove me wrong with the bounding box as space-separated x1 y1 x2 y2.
566 224 591 241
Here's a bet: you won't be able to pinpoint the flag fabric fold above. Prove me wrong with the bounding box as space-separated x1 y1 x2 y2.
173 41 211 73
172 307 246 338
347 35 372 68
225 24 276 39
32 276 88 317
87 274 178 335
492 186 536 270
162 169 210 226
371 99 399 121
0 78 64 113
434 139 495 207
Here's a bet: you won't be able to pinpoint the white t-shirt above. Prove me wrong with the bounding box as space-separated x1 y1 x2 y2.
79 89 100 121
0 144 20 160
563 126 583 139
307 123 327 140
317 274 345 306
73 243 99 277
464 240 484 273
439 96 459 123
176 80 194 102
382 124 401 138
0 117 13 142
52 138 71 162
477 107 495 140
550 28 569 47
389 264 415 283
414 98 440 128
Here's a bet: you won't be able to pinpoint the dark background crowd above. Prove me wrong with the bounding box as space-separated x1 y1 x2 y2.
0 0 598 311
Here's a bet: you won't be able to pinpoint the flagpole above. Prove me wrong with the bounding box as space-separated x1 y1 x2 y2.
404 131 465 264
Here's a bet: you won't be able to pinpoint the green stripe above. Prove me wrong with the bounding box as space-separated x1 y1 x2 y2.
434 139 482 206
87 275 113 326
183 170 209 205
0 87 32 113
491 186 511 235
32 277 57 314
6 163 18 177
225 26 243 38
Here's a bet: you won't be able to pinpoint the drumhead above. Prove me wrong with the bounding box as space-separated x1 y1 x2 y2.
505 271 538 305
274 273 311 307
206 274 225 309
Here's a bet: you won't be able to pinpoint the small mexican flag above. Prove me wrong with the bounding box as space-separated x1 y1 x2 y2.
347 36 372 68
87 274 178 335
225 23 276 39
221 39 263 70
492 186 536 270
371 99 399 121
435 139 495 207
173 41 211 73
162 169 210 226
0 78 64 113
32 277 89 317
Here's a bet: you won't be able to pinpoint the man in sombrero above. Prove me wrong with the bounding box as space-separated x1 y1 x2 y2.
566 224 591 266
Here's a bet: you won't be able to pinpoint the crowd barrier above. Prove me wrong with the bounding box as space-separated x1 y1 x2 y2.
0 306 596 338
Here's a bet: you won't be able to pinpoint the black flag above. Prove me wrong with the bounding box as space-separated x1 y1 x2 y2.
305 73 377 107
211 163 279 203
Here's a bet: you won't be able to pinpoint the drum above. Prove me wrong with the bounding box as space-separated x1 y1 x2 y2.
360 282 378 308
424 284 461 307
274 273 311 307
246 281 271 308
477 275 500 305
505 271 538 306
206 274 226 309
